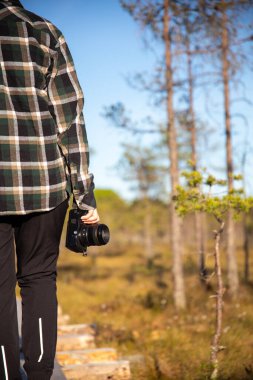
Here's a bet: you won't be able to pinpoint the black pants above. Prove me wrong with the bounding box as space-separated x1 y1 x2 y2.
0 199 68 380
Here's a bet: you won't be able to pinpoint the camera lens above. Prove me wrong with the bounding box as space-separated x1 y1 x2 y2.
78 224 110 247
96 224 110 245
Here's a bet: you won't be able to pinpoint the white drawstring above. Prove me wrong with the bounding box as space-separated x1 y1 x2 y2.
38 318 44 362
1 346 8 380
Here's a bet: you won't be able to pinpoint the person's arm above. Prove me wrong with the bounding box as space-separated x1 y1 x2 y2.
47 34 96 211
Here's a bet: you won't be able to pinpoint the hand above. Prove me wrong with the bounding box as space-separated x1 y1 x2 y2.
81 208 100 224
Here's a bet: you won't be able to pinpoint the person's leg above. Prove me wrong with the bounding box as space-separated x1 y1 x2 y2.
0 219 21 380
15 200 68 380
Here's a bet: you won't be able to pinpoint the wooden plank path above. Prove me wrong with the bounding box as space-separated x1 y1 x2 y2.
17 299 131 379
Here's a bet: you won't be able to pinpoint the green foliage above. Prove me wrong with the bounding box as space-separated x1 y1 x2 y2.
233 174 243 181
94 188 128 233
174 170 253 221
93 188 169 255
181 170 203 187
116 142 167 200
95 188 126 207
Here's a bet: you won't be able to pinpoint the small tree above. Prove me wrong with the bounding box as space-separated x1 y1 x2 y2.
174 169 253 379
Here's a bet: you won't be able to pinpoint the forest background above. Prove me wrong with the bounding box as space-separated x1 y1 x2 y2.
22 1 253 379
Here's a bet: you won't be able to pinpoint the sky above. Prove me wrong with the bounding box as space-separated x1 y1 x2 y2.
21 0 253 201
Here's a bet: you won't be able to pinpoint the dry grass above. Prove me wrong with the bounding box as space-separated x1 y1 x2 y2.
56 238 253 380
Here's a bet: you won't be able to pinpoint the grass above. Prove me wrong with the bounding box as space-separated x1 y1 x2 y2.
56 240 253 380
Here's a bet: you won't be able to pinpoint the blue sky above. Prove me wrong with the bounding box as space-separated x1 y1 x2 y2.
21 0 253 200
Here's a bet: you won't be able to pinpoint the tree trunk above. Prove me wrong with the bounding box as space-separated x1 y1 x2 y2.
210 218 225 380
186 36 197 170
164 0 186 309
144 197 154 268
186 32 206 279
221 1 239 298
243 214 250 282
226 211 238 296
195 212 206 280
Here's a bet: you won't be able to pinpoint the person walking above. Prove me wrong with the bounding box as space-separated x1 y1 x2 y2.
0 0 99 378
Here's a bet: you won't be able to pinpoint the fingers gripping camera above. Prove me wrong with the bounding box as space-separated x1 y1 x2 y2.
65 208 110 255
81 209 100 224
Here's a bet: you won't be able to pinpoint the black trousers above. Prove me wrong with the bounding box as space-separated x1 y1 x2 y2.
0 199 68 380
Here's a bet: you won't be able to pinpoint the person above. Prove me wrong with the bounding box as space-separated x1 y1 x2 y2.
0 0 100 378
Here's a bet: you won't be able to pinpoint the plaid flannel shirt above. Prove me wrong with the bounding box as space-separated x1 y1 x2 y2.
0 0 96 215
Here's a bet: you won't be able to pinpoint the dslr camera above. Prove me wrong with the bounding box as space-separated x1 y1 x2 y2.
66 208 110 255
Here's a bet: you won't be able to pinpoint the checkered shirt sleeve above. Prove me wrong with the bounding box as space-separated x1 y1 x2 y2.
47 34 96 210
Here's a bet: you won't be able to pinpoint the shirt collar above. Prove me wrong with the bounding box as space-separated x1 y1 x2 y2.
0 0 24 8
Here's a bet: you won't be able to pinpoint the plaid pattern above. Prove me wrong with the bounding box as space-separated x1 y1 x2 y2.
0 0 96 215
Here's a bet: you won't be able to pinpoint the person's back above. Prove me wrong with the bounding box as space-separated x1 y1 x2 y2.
0 1 99 379
0 0 97 215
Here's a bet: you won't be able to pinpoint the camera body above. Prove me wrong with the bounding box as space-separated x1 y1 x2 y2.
65 208 110 255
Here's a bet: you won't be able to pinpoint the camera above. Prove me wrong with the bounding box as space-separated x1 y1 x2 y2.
65 208 110 255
